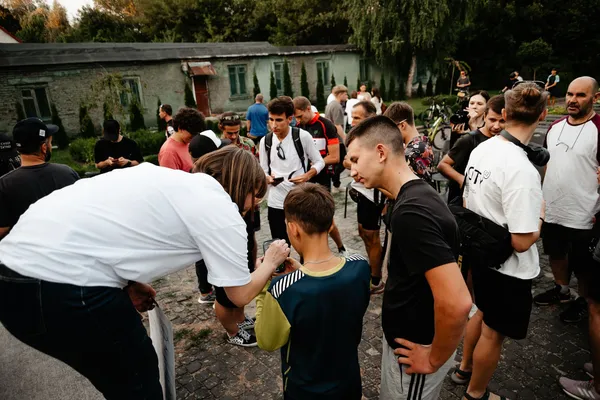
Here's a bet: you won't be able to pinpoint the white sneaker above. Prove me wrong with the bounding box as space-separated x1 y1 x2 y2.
585 363 594 378
559 377 600 400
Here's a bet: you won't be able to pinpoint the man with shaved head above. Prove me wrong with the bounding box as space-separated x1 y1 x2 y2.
533 76 600 399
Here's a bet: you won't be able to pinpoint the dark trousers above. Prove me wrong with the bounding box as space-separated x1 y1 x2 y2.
195 260 213 294
268 207 290 245
0 264 162 400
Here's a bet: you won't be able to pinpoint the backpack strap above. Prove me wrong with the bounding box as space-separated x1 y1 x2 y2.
265 132 273 176
291 127 307 173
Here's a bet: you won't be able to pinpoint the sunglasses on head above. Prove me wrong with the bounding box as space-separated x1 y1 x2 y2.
511 80 546 91
220 114 241 122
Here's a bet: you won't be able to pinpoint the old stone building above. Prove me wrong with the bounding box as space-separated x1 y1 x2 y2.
0 42 395 135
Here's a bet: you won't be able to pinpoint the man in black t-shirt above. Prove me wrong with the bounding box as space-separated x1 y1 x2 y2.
346 116 471 400
159 104 175 138
0 118 79 240
293 96 351 256
437 94 506 205
94 120 143 174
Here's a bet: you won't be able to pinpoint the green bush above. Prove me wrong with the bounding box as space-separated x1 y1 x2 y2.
144 154 159 165
51 104 69 149
269 70 277 100
548 106 567 115
421 95 457 107
426 77 434 96
316 72 325 112
300 63 310 98
125 129 164 156
79 105 96 138
129 100 146 131
69 138 96 164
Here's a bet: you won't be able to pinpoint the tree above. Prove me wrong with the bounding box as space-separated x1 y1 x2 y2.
517 38 552 81
65 6 143 42
356 77 361 91
51 104 69 149
252 69 261 98
103 102 113 121
346 0 477 98
343 76 348 87
379 74 387 100
15 101 25 120
46 0 69 42
157 98 166 131
79 105 96 138
445 58 471 95
426 76 434 96
330 74 336 90
388 76 397 101
300 62 310 98
398 80 406 100
417 81 424 97
269 70 277 100
184 81 196 108
129 99 146 131
93 0 138 17
0 5 21 35
16 8 47 42
283 60 293 97
316 72 325 112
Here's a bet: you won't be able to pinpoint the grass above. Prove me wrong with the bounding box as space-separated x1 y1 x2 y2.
173 327 212 349
51 148 97 176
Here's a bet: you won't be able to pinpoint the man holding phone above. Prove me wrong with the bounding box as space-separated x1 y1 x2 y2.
259 96 325 245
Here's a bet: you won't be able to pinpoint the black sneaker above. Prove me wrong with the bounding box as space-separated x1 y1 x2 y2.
533 284 572 306
227 329 258 347
560 297 588 324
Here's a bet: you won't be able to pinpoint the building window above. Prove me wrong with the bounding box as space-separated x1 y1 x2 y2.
21 87 52 121
228 65 247 96
316 61 330 86
359 59 370 83
120 77 142 107
273 62 284 94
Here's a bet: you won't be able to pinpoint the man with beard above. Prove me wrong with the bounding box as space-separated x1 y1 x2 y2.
437 95 506 205
0 118 79 240
534 77 600 400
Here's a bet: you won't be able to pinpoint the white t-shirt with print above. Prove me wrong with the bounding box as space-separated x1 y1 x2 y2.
259 127 325 209
463 136 542 280
0 163 251 288
543 115 600 229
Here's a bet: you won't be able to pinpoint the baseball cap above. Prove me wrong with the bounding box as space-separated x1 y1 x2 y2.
103 119 120 141
13 118 58 151
189 130 231 159
0 132 18 161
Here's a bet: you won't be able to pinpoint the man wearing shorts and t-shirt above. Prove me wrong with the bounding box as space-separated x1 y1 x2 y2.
293 96 350 255
536 77 600 400
346 116 471 400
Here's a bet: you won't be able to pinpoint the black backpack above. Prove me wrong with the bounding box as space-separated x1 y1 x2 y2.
448 204 513 270
264 127 307 175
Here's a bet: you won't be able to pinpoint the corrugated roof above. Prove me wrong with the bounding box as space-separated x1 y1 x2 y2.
0 42 357 68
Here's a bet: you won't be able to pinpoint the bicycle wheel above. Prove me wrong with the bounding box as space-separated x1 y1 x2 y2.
432 124 452 151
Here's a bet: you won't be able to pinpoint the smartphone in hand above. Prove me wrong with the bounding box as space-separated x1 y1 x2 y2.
263 239 286 273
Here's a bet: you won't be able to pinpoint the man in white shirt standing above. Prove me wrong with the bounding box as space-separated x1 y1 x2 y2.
538 76 600 400
455 82 547 400
259 96 325 245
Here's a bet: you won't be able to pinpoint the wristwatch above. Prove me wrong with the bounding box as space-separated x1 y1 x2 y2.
126 161 132 167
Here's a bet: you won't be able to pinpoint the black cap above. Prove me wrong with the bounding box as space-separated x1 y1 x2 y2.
103 119 120 141
0 132 18 161
13 118 58 151
189 130 230 159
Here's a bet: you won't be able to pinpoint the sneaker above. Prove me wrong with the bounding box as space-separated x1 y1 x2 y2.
198 291 216 304
533 284 572 306
560 297 588 324
237 316 255 331
370 280 385 294
584 363 594 378
559 377 600 400
227 328 258 347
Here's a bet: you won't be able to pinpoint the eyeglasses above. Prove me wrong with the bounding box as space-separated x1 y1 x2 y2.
276 143 286 160
395 118 407 126
220 114 241 122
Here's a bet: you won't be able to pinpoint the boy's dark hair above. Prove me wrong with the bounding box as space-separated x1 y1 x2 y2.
346 115 404 155
353 100 377 117
284 183 335 235
160 104 172 116
267 96 294 117
486 94 505 115
470 90 490 102
173 107 206 135
383 102 415 126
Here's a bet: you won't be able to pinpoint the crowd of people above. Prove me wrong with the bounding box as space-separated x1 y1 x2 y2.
0 74 598 400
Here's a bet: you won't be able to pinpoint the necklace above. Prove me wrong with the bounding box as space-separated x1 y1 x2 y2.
303 254 339 265
555 116 592 152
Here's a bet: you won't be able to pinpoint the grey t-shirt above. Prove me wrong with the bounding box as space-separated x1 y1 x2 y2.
325 101 344 126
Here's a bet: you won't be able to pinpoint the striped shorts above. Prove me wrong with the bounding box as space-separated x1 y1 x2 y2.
380 337 456 400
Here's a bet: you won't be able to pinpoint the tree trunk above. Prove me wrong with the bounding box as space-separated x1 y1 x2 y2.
533 68 537 81
450 64 455 95
406 54 417 98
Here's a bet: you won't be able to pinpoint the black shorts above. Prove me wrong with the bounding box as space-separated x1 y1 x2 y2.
357 192 383 231
310 170 331 191
472 266 533 340
215 286 239 309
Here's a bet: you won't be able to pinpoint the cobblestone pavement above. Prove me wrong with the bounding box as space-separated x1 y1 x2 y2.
148 175 590 400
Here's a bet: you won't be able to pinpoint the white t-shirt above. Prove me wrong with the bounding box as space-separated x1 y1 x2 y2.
463 136 542 280
259 127 325 209
543 115 600 229
351 181 375 202
345 98 359 117
327 93 336 105
371 97 383 115
0 163 251 288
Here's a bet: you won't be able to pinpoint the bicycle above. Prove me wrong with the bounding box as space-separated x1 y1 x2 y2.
426 112 452 153
420 98 454 129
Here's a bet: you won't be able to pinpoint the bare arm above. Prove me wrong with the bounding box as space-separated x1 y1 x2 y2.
0 226 10 240
511 218 543 253
323 143 340 165
246 120 251 134
437 154 464 187
335 125 346 141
